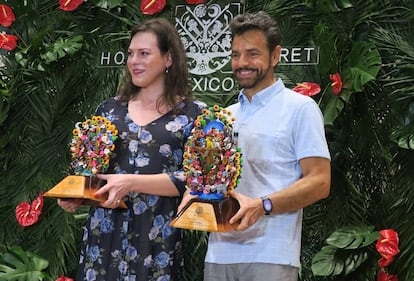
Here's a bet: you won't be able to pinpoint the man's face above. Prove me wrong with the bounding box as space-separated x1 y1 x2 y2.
231 30 280 97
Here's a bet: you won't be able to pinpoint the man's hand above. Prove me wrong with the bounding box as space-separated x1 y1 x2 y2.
228 192 264 231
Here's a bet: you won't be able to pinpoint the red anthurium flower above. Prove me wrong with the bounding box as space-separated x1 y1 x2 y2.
379 256 394 268
141 0 166 15
377 270 398 281
56 275 74 281
0 4 15 27
293 82 321 96
15 193 44 227
186 0 204 4
59 0 84 12
330 72 343 95
376 229 400 267
0 33 18 51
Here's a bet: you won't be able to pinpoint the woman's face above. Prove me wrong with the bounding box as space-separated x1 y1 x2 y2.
127 31 171 88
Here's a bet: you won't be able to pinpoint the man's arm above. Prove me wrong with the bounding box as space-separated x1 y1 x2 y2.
229 157 331 231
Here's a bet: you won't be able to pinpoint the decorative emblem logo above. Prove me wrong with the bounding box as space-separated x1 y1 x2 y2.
175 3 243 75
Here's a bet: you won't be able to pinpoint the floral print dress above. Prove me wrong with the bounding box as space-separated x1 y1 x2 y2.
77 97 203 281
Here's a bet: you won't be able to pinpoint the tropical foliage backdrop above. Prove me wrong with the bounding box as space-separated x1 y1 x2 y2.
0 0 413 280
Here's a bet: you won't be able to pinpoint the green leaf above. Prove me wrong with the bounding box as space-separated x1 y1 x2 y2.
312 240 373 276
322 88 352 125
40 35 84 64
389 103 414 150
304 0 353 12
326 225 379 249
312 225 379 277
15 49 29 68
323 41 381 125
312 246 372 277
0 80 11 125
95 0 124 9
311 245 344 276
390 130 414 150
344 252 369 275
0 98 10 125
313 22 340 74
346 42 381 92
0 246 50 281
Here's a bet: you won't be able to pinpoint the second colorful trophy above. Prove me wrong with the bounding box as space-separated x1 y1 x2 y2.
170 105 242 232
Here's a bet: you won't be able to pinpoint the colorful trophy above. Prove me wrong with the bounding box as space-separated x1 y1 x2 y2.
44 116 126 208
170 105 242 232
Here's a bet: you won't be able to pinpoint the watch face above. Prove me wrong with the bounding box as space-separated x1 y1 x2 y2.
263 199 272 212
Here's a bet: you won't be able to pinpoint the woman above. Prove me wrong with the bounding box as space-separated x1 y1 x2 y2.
58 18 204 281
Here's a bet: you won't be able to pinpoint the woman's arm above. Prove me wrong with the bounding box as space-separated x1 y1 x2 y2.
95 173 180 208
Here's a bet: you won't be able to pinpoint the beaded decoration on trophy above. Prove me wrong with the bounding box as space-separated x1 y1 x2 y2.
170 105 242 232
45 116 126 208
184 105 242 199
70 116 118 176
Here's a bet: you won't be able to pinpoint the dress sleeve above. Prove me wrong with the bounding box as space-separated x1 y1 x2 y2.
168 170 187 197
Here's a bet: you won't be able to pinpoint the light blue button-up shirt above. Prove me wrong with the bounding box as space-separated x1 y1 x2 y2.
205 79 330 267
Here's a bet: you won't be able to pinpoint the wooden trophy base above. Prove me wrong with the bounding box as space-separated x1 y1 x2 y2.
44 175 127 208
170 197 240 232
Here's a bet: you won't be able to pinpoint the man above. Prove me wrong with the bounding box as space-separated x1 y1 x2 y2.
203 11 331 281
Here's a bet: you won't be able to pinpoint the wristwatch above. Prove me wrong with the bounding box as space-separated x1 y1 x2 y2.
261 196 273 215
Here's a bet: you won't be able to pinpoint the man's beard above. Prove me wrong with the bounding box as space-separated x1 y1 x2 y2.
233 66 269 89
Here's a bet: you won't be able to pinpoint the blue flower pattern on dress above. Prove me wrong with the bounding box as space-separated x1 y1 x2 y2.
133 200 148 215
172 149 183 166
86 268 96 281
157 275 171 281
77 98 204 281
87 245 100 262
139 130 152 144
159 144 172 157
154 251 170 269
147 195 159 207
162 220 174 239
100 217 114 233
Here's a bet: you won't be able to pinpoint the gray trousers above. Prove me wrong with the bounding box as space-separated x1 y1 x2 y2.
204 262 299 281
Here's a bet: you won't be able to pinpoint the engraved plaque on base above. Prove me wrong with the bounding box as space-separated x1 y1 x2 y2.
44 175 127 208
170 197 240 232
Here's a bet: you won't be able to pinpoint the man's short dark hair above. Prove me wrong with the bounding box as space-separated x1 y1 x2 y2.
230 11 282 53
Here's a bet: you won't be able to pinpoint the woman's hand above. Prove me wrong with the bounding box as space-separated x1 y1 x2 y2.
57 198 83 212
94 174 131 209
177 190 198 215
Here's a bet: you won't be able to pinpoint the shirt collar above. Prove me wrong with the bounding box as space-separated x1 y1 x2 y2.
237 79 285 107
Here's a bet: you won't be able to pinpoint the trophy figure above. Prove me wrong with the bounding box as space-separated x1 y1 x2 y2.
44 115 126 208
170 105 242 232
